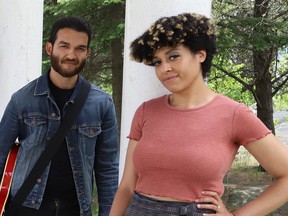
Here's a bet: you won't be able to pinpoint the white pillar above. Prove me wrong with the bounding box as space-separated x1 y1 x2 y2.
120 0 213 180
0 1 44 118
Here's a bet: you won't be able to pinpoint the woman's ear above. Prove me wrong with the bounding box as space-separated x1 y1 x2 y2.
45 42 53 56
197 50 207 63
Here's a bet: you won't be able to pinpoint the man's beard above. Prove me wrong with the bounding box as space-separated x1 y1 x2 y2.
50 54 87 78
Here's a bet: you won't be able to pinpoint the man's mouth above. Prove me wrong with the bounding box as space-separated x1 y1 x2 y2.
62 60 78 65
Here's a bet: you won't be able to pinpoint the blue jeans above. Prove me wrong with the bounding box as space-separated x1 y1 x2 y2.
124 192 216 216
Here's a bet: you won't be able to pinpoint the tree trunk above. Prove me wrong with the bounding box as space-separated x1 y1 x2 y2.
253 0 275 172
111 38 123 130
253 51 275 134
110 2 125 131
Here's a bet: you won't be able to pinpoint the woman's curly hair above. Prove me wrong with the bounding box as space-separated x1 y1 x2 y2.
130 12 217 78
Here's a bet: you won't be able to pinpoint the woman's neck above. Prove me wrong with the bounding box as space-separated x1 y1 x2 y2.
169 87 217 109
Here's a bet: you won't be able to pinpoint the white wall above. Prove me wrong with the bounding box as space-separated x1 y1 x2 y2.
0 1 43 118
120 0 213 180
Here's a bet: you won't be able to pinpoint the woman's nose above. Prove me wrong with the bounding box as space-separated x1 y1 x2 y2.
160 62 172 73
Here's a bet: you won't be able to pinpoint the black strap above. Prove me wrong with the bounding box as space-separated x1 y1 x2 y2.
6 79 91 215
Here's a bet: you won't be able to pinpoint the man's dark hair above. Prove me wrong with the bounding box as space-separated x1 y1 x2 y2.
48 16 92 47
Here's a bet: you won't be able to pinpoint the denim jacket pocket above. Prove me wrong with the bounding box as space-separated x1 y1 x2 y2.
22 113 47 148
78 124 101 157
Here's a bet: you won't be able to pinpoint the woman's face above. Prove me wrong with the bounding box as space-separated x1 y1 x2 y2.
152 44 206 94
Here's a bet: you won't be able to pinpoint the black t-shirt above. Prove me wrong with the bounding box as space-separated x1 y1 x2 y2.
44 77 79 205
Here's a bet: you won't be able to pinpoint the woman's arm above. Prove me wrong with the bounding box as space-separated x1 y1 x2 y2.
109 139 139 216
232 133 288 215
198 134 288 215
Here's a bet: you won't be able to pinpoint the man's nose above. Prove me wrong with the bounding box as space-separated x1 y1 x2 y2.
66 49 76 59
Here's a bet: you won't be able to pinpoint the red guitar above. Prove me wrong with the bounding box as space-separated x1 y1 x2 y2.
0 144 20 215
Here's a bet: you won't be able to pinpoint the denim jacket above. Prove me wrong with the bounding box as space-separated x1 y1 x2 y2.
0 71 119 216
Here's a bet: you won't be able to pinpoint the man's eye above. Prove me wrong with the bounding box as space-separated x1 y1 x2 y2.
77 47 86 52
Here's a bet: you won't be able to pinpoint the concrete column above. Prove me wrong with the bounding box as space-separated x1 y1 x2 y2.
120 0 213 180
0 1 44 118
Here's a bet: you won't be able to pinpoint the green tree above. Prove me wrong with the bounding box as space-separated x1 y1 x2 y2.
211 0 288 136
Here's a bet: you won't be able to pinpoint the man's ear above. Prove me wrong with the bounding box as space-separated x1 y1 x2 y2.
86 48 90 59
45 42 53 56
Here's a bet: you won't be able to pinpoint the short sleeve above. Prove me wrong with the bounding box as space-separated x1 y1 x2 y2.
232 103 271 146
127 103 145 141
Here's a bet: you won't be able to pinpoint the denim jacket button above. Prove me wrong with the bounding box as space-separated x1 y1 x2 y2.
37 178 42 183
51 113 56 117
31 119 37 126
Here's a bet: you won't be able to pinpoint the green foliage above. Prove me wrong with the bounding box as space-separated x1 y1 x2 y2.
103 0 123 4
208 58 255 105
211 0 288 109
274 94 288 111
274 119 279 126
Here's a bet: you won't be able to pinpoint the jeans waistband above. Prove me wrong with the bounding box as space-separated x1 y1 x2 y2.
126 192 215 216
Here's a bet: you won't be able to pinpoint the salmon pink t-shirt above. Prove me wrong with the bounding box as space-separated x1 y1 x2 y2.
128 94 271 201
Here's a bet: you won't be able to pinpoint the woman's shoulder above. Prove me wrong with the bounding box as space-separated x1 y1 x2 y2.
135 95 167 114
214 94 259 121
214 94 243 107
141 95 167 106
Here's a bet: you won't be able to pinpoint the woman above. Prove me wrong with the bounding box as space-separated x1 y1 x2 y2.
109 13 288 216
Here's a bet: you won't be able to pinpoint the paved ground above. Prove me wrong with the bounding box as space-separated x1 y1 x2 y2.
276 122 288 145
274 110 288 145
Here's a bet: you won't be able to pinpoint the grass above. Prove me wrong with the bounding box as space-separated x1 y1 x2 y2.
92 188 99 215
225 147 274 186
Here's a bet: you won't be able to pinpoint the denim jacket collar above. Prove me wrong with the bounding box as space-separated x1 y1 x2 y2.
34 69 85 104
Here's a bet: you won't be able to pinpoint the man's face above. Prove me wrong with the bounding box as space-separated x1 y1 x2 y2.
46 28 89 78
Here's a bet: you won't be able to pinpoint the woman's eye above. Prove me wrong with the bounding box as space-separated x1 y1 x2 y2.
169 54 179 60
152 60 161 67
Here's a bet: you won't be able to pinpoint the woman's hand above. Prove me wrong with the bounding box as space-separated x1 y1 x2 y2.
196 191 234 215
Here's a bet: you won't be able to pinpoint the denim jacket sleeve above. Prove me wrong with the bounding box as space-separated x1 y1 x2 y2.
94 96 119 215
0 95 20 177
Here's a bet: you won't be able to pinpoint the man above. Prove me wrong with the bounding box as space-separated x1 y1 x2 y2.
0 16 119 216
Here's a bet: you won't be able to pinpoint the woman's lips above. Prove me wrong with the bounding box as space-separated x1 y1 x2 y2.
163 75 178 82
